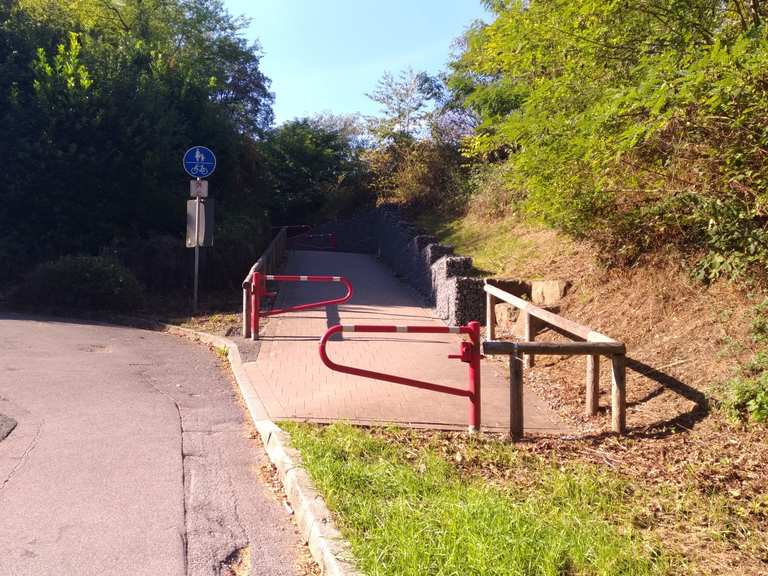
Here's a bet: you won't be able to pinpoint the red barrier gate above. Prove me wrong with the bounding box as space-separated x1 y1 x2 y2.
319 321 482 431
250 273 353 340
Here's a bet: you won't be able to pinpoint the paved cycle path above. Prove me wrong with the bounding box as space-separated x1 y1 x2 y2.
245 251 566 433
0 315 301 576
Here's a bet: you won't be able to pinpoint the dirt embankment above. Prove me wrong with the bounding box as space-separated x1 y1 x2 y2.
485 222 768 575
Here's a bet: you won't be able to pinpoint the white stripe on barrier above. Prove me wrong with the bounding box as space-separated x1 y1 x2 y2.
266 275 275 280
342 325 354 332
396 326 407 333
300 275 308 281
448 326 461 333
333 276 341 282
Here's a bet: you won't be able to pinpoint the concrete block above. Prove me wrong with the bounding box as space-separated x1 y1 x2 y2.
486 278 531 299
531 279 570 306
494 303 519 331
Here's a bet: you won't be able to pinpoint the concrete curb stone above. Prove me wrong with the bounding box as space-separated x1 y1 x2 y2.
164 325 361 576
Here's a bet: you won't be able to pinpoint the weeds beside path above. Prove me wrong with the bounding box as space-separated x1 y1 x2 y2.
282 422 679 576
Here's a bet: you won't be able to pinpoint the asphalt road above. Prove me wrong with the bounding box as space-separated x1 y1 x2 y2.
0 315 302 576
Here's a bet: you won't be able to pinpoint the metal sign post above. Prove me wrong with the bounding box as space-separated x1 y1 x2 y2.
194 188 201 312
183 147 216 313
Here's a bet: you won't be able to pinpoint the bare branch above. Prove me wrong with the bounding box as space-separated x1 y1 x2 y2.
97 0 131 32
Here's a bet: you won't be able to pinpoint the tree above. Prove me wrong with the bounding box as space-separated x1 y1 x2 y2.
0 0 274 288
366 68 440 141
260 118 373 224
363 69 469 211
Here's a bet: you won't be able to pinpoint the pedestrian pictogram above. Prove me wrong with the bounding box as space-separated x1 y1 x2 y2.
183 146 216 178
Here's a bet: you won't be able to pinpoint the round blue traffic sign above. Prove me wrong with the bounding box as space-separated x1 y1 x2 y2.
183 146 216 178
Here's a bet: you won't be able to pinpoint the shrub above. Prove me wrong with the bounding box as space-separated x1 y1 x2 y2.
11 255 144 312
750 300 768 345
468 163 521 220
723 307 768 425
724 373 768 424
366 139 469 214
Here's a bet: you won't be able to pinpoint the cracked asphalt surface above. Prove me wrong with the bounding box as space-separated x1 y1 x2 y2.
0 315 302 576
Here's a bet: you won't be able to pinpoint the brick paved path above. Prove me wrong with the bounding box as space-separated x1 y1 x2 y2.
244 251 567 433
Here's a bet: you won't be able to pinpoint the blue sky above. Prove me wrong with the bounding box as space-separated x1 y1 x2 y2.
223 1 491 124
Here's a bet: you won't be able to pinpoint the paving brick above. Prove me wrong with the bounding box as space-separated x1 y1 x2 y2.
244 251 568 434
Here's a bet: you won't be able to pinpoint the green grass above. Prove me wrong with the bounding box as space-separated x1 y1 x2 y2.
282 423 674 576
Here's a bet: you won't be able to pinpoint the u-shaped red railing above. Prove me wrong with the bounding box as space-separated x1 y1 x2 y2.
250 273 353 339
319 321 482 431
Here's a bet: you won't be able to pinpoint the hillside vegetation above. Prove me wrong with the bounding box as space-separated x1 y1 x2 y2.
375 1 768 284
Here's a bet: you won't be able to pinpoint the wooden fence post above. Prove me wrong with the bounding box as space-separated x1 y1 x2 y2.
611 354 627 433
523 310 535 368
486 292 497 341
509 346 524 441
586 354 599 416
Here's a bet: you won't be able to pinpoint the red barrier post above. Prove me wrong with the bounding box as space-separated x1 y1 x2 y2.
468 320 481 433
250 274 354 340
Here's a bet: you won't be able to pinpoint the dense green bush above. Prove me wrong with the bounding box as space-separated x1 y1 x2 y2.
12 255 144 312
0 1 274 290
449 1 768 281
260 117 374 225
364 139 469 213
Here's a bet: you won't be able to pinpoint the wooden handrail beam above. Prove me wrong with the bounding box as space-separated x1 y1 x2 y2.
483 282 618 344
483 340 626 356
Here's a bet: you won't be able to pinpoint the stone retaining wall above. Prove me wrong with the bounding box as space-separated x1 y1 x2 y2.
317 206 487 326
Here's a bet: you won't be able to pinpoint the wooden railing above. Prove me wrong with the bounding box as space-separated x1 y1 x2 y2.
483 281 626 438
242 227 288 338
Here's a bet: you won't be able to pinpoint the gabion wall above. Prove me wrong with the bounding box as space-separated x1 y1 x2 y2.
317 206 487 326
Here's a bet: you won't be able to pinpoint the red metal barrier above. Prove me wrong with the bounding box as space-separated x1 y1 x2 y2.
319 321 482 432
250 273 353 339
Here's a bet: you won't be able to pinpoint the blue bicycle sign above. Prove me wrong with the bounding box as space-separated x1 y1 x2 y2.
183 146 216 178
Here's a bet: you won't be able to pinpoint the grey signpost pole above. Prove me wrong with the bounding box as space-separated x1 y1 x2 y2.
193 180 201 313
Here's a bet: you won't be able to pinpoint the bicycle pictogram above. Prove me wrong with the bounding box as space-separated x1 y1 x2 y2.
183 146 216 178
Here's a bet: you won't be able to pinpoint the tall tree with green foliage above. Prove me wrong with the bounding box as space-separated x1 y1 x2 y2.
364 69 469 212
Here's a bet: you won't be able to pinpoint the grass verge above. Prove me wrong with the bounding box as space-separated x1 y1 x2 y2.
281 422 675 576
414 212 535 276
413 211 587 279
